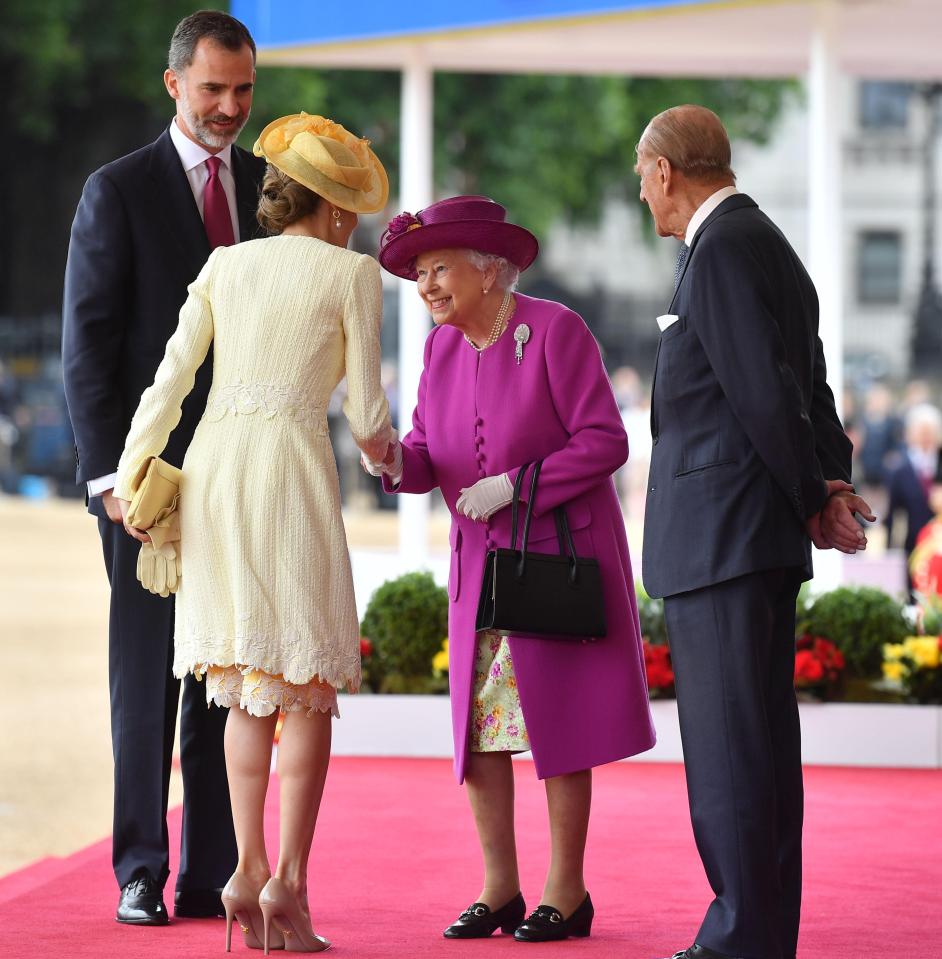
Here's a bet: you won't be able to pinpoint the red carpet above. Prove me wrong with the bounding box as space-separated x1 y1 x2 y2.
1 759 939 958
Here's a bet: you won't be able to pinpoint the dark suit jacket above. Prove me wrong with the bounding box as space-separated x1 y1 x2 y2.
62 128 266 493
642 193 852 598
884 450 942 555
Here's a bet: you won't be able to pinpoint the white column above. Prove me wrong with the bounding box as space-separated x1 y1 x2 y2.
807 0 844 590
397 51 434 567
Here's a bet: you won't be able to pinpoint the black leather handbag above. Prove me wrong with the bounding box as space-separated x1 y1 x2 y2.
475 460 606 640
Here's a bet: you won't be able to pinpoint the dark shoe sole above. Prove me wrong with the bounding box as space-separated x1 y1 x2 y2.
115 915 170 926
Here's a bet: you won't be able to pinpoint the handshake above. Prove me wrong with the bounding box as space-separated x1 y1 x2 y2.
360 430 403 482
359 431 515 522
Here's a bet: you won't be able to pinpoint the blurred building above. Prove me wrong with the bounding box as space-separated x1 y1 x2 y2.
542 78 942 386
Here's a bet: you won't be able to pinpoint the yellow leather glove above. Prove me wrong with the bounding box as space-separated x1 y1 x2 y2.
136 540 181 597
135 510 182 597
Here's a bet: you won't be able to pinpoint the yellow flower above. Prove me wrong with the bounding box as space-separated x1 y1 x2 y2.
883 643 905 661
882 661 908 682
903 636 941 670
432 638 449 676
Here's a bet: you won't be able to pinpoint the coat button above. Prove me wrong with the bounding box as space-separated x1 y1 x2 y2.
653 435 659 445
486 539 496 550
476 451 485 463
475 436 485 447
475 417 484 427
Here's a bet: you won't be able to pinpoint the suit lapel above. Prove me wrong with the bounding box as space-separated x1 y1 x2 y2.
231 146 262 242
666 193 758 313
146 128 210 279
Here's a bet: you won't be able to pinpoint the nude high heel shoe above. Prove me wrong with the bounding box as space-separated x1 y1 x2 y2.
259 876 330 954
222 872 285 952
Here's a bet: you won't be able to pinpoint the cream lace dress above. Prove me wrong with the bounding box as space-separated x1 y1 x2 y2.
114 235 392 717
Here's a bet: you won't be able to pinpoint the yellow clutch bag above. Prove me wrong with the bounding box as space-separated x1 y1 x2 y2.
126 456 182 530
126 457 183 597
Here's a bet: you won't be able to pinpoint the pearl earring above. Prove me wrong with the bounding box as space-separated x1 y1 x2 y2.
332 208 342 229
482 287 489 295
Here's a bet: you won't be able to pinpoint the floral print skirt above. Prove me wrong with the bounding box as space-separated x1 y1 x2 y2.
469 631 530 752
202 664 339 718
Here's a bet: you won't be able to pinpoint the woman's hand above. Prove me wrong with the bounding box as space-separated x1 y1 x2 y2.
117 496 151 544
361 434 402 479
456 474 514 521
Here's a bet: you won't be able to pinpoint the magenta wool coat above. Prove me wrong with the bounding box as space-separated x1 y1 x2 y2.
385 294 656 782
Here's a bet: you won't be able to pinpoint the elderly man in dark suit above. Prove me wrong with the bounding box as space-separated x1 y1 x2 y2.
635 105 875 959
62 10 266 926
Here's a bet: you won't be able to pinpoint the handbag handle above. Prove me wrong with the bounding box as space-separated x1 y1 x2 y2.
509 460 581 584
554 507 581 586
509 460 535 553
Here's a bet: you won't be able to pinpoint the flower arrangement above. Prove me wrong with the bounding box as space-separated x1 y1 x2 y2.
882 636 942 704
643 640 675 698
794 634 845 699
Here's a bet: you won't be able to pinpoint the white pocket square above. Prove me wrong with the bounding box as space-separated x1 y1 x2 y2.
657 313 680 332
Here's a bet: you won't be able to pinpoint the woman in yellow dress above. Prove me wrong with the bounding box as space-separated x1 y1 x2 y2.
114 114 393 952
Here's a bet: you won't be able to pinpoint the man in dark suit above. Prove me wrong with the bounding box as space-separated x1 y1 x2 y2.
635 105 875 959
62 10 266 925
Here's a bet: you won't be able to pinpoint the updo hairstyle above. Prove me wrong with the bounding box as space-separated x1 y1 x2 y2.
257 163 323 234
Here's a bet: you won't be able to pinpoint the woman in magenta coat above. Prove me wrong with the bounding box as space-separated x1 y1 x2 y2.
366 195 655 943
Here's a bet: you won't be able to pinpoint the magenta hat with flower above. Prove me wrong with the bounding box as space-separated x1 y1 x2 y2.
378 195 539 280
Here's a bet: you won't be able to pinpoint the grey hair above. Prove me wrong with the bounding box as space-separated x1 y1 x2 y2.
906 403 942 438
464 250 520 292
168 10 256 74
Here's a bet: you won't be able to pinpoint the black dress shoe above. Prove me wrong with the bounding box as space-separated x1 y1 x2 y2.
513 892 593 942
116 874 169 925
443 892 526 939
662 945 740 959
174 887 225 918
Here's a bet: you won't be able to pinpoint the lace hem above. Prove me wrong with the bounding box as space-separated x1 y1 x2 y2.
203 664 339 718
174 635 361 693
205 383 327 434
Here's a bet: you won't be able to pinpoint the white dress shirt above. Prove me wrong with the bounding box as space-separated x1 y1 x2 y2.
88 120 241 497
685 185 739 246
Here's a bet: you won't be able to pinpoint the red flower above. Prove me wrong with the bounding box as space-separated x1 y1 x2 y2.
643 641 675 691
794 650 824 684
360 637 373 658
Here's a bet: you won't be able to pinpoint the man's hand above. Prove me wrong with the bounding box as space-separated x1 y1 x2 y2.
807 479 877 554
101 489 124 525
116 495 151 544
821 489 876 553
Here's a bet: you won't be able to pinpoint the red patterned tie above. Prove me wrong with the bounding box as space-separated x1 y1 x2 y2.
203 156 235 249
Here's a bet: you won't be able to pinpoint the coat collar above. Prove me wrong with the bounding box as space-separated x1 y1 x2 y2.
668 192 758 311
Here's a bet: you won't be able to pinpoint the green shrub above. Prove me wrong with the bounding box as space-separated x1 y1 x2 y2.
360 571 448 693
804 586 909 677
636 584 668 646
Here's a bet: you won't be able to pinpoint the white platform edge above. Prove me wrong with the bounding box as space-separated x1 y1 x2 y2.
332 695 942 769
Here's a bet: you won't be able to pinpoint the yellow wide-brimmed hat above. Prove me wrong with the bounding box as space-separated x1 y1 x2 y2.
253 112 389 215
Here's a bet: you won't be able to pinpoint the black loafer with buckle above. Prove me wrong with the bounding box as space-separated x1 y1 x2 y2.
443 892 526 939
513 892 594 942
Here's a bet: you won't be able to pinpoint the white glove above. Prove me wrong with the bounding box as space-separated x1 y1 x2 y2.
456 473 514 522
137 540 181 597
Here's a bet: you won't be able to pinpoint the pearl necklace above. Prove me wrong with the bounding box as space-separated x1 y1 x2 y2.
464 292 514 352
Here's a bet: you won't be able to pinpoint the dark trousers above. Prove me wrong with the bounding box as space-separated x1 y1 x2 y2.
98 512 237 892
663 568 803 959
